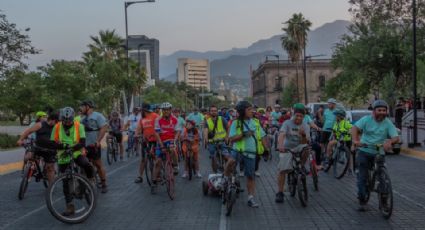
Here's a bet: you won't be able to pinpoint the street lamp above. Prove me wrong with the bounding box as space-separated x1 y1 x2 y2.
265 55 280 107
303 54 325 104
412 0 419 146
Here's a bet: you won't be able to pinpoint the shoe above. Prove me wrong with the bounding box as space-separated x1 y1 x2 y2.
255 171 261 177
247 198 260 208
239 171 244 177
62 203 75 216
181 172 188 178
173 166 179 175
134 176 143 183
196 172 202 178
357 199 368 212
275 192 284 203
101 184 108 193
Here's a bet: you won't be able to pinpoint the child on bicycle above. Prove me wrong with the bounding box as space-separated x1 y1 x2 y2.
181 120 201 178
326 109 352 162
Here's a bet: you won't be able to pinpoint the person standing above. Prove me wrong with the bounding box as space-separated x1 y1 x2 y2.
394 99 404 129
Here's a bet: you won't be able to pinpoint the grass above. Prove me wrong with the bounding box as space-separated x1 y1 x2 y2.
0 133 20 149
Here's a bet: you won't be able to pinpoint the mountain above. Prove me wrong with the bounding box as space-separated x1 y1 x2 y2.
159 20 351 79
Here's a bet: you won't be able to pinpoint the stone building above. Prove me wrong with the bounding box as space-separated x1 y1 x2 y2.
177 58 210 90
251 59 338 107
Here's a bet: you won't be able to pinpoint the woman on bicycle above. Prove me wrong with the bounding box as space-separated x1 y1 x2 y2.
108 111 124 161
181 120 201 178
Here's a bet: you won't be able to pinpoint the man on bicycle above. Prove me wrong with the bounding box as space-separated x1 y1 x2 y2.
203 105 228 173
351 100 399 211
228 101 268 208
275 104 310 203
108 111 124 161
51 107 95 216
134 103 159 183
17 113 59 184
326 109 352 161
124 107 141 154
152 102 179 193
80 100 108 193
319 98 338 163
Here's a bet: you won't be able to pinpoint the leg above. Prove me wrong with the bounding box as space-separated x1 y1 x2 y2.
45 163 56 185
356 151 370 203
208 144 218 173
277 171 286 193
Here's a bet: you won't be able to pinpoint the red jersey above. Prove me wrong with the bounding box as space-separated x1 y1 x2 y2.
154 115 178 142
139 113 159 142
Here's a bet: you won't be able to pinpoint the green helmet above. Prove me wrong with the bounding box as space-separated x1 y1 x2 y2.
292 103 305 110
333 109 346 117
35 111 47 118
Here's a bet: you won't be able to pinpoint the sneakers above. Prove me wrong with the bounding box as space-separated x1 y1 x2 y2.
239 171 244 177
255 171 261 177
181 172 188 178
275 192 284 203
134 176 143 183
247 198 260 208
196 172 202 178
62 203 75 216
357 199 368 212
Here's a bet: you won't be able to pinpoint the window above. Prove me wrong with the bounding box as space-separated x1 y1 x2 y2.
319 75 326 89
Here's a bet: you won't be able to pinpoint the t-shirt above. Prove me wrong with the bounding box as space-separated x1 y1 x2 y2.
229 119 266 154
154 115 179 142
271 111 282 126
81 112 107 146
354 115 399 154
303 115 314 125
139 112 159 142
127 113 141 131
109 118 122 133
323 108 336 131
187 112 204 127
176 116 186 132
280 119 310 150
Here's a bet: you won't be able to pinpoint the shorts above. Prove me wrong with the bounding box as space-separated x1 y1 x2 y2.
34 149 56 163
142 141 157 159
239 154 255 178
278 152 293 172
321 131 332 144
110 131 123 143
156 141 174 159
86 145 102 160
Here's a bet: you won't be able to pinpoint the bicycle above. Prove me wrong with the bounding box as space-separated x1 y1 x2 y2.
144 141 156 187
222 146 242 216
152 145 175 200
360 144 393 219
182 139 196 180
106 132 119 165
209 140 227 173
126 130 137 158
45 146 97 224
308 147 319 191
287 144 310 207
18 141 50 200
324 133 351 179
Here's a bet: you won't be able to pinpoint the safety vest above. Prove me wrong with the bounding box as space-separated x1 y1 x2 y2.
54 121 83 164
332 119 352 142
233 118 264 157
207 116 227 141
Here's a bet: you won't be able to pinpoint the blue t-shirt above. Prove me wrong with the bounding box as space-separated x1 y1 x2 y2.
126 114 141 131
229 119 266 156
323 108 336 131
81 112 107 146
271 111 282 126
354 115 398 154
303 115 313 125
187 112 203 126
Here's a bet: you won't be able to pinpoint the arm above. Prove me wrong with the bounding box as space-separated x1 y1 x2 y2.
17 122 42 145
351 126 361 148
96 124 108 147
277 132 286 152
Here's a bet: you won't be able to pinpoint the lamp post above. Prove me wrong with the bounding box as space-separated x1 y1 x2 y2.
184 63 189 111
303 54 325 104
412 0 419 145
265 55 280 107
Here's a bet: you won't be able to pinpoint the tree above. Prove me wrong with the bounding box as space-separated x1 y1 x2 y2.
0 13 39 76
281 80 298 108
281 13 312 101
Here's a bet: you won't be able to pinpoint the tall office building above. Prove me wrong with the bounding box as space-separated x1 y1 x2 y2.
177 58 210 90
127 35 159 84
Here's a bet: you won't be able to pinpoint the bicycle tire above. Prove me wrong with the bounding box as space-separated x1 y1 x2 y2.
45 173 96 224
113 141 118 162
378 168 393 219
297 174 308 207
287 172 296 197
107 144 113 165
310 162 319 191
145 155 154 187
226 187 237 216
165 160 175 200
365 170 375 203
333 147 350 179
18 163 31 200
39 163 49 189
187 152 193 181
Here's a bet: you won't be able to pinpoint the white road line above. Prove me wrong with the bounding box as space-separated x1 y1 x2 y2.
219 203 227 230
393 189 425 210
1 159 138 230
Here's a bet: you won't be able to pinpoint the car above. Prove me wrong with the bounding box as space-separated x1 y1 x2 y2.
346 110 372 124
306 102 328 116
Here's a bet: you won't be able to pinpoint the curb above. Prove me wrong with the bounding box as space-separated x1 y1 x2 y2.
401 147 425 160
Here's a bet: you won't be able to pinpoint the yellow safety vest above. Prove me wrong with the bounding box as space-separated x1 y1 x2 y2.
233 118 264 157
207 116 227 141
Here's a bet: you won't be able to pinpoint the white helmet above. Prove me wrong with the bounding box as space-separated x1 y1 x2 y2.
161 102 172 109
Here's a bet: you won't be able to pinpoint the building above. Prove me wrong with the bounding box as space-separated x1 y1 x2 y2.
127 35 159 83
216 79 238 104
251 59 338 107
177 58 210 90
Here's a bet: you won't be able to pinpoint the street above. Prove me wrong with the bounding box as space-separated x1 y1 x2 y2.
0 148 425 230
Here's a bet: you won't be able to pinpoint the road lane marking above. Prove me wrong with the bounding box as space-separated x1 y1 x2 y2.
219 203 227 230
393 189 425 210
1 158 138 229
0 161 22 175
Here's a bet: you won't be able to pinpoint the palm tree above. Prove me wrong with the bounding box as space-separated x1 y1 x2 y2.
281 13 312 101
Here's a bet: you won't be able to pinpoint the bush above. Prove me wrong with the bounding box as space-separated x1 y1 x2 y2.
0 133 19 149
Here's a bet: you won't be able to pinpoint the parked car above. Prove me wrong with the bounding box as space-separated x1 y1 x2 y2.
306 102 328 116
346 110 372 124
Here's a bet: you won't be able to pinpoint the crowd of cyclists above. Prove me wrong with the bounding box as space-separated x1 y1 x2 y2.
16 96 399 220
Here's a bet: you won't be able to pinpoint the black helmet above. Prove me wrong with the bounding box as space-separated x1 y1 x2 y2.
142 103 152 112
333 109 346 117
235 101 252 113
372 100 388 110
60 107 75 123
80 100 95 108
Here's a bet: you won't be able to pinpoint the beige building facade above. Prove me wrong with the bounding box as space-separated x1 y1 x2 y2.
177 58 210 90
251 59 338 107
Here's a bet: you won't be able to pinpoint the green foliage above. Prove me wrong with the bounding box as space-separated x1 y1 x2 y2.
282 80 297 107
0 133 19 149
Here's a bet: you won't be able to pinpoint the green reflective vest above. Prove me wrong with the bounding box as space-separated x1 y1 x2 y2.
332 119 352 142
51 122 85 165
234 118 264 157
207 116 227 141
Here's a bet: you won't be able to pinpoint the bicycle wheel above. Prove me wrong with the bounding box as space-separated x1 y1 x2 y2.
145 155 154 187
37 161 49 188
365 171 375 203
45 173 96 224
113 141 118 162
107 144 113 165
333 147 350 179
225 187 237 216
165 160 175 200
187 152 193 181
378 168 393 219
297 174 308 207
18 162 32 200
287 172 296 197
310 162 319 191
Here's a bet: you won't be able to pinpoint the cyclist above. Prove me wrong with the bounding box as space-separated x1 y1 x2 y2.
51 107 94 216
319 98 338 163
28 111 48 140
351 99 399 211
275 103 310 203
152 102 179 194
270 104 282 150
17 113 59 184
108 111 124 161
228 101 268 208
80 100 108 193
187 108 205 140
124 107 141 155
326 109 352 164
181 120 201 178
134 103 159 183
203 105 228 173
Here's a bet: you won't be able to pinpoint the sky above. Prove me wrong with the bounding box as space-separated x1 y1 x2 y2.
2 0 351 69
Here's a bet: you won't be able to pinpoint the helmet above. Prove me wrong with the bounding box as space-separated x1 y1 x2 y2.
372 100 388 110
293 103 305 110
111 111 119 117
333 109 346 117
80 100 95 108
142 103 152 112
274 104 281 108
161 102 172 109
235 101 252 113
327 98 337 104
35 111 47 118
257 108 265 113
60 107 75 123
